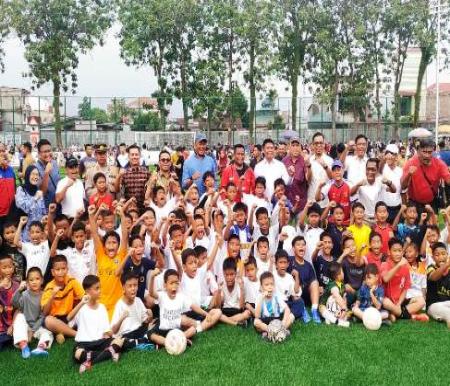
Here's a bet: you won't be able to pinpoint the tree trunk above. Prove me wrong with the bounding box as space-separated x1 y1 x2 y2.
180 55 189 131
413 46 431 128
249 43 256 143
291 69 298 133
157 41 166 130
207 106 212 143
52 78 62 149
331 63 339 143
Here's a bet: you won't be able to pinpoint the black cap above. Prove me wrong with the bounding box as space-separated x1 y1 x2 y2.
66 157 79 168
418 138 435 149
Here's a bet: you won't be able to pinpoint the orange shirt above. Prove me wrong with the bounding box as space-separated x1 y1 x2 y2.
41 276 84 317
89 191 114 211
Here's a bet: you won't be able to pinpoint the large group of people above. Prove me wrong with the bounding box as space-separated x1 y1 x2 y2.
0 131 450 374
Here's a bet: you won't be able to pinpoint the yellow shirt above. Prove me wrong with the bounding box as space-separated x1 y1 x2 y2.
96 243 127 320
348 223 371 257
41 276 84 317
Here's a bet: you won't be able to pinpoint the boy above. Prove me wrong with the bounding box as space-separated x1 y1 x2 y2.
319 262 349 327
243 257 259 316
149 269 221 348
41 255 85 343
69 275 126 374
254 236 272 275
242 176 272 223
273 250 304 320
322 203 347 258
298 202 324 264
347 202 371 257
219 258 252 326
312 232 335 293
0 255 20 350
250 206 286 257
55 157 85 219
186 214 210 250
89 172 114 211
14 217 50 276
163 224 186 271
288 236 321 324
393 203 422 245
405 241 428 321
149 185 177 228
224 202 252 260
381 238 428 322
254 271 294 338
0 219 26 281
364 232 384 272
373 201 394 256
51 222 96 284
352 264 388 322
12 267 53 358
427 242 450 327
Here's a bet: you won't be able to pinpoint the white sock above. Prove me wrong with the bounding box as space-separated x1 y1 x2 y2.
311 304 318 311
322 310 337 324
196 321 203 333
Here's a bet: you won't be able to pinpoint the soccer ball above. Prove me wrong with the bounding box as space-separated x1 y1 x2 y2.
165 329 187 355
267 320 288 343
363 307 382 331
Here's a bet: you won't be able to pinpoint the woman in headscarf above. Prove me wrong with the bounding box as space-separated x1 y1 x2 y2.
15 165 47 241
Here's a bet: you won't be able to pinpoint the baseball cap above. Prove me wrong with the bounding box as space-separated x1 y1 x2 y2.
94 144 107 153
290 136 301 144
194 132 207 143
66 157 79 168
331 160 343 169
385 144 399 154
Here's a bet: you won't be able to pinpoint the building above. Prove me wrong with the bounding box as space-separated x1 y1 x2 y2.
0 86 30 131
426 83 450 123
27 96 54 128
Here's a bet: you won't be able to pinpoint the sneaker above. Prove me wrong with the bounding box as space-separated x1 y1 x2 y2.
79 360 92 374
107 346 120 362
412 313 429 322
302 310 311 324
31 347 49 357
56 333 65 345
237 320 248 328
21 345 30 359
337 319 350 328
382 319 392 327
311 309 322 324
134 343 155 352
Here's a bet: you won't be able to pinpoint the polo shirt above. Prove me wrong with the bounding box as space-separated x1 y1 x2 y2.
182 154 217 196
35 159 60 208
345 155 368 193
321 179 351 222
41 276 84 317
307 154 333 206
254 158 290 200
282 155 306 209
373 223 394 256
381 259 411 303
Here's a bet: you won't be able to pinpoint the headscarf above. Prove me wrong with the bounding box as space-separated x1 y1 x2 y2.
23 165 39 196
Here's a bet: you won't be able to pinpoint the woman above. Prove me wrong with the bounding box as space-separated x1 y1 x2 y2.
15 165 47 241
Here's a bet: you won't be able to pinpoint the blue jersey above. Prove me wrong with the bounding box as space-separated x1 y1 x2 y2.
397 223 423 245
357 284 384 310
288 257 316 289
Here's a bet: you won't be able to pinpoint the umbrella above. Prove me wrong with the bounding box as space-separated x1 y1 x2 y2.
408 128 432 138
281 130 298 141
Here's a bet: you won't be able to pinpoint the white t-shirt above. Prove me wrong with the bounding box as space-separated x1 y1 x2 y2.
355 176 386 218
186 234 210 250
345 155 368 200
308 154 333 206
252 224 279 256
256 294 287 318
158 291 192 330
222 283 241 309
117 154 129 168
255 257 271 277
299 226 323 264
111 297 148 336
180 271 202 308
21 241 50 274
381 164 403 207
273 270 299 301
57 240 96 283
243 277 260 304
254 158 290 199
74 303 110 342
150 198 176 228
56 177 85 218
242 193 272 224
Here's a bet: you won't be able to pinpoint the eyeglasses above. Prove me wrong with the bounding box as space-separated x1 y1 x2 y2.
160 158 171 163
313 141 324 145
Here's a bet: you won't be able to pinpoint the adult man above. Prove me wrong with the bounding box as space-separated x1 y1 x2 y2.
84 144 119 199
115 144 150 211
254 138 290 200
147 150 176 194
220 144 255 202
282 137 307 211
172 146 185 182
18 142 35 181
276 141 288 161
116 143 129 168
35 139 60 208
401 138 450 211
79 144 96 178
182 133 217 196
0 143 16 226
307 132 333 206
381 144 403 223
249 144 263 169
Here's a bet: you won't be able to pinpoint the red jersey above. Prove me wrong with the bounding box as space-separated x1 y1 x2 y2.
89 191 114 211
373 223 394 256
328 180 351 223
365 250 383 272
381 259 411 303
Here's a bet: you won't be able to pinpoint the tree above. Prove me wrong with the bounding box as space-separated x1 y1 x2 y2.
0 0 11 72
90 108 108 124
131 110 161 131
108 98 131 123
224 86 249 128
12 0 111 148
78 97 92 120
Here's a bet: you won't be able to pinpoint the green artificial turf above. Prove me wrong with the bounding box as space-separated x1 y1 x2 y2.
1 321 450 386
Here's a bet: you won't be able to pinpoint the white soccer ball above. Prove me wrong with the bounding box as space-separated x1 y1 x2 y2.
165 329 187 355
363 307 382 331
267 319 287 343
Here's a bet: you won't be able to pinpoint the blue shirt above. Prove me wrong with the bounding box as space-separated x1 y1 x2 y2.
437 150 450 167
288 257 317 289
357 284 384 310
35 159 60 208
182 154 217 196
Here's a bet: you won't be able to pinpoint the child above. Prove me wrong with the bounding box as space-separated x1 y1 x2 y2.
0 220 26 281
149 269 221 348
338 236 366 306
41 255 84 344
393 203 422 245
194 244 220 310
319 262 349 327
254 271 294 338
219 258 252 326
242 176 272 223
243 257 260 316
111 272 153 345
381 238 428 322
51 222 96 284
288 236 321 324
69 275 126 374
364 232 384 272
352 264 388 322
405 242 428 321
0 255 20 350
421 225 441 267
12 267 53 358
298 202 324 264
322 203 347 258
89 172 114 211
55 157 85 219
254 236 272 275
273 250 304 320
250 207 284 257
426 242 450 327
373 201 394 256
312 232 335 293
149 185 177 228
186 214 210 249
88 204 128 319
14 217 50 276
224 202 252 260
347 202 371 257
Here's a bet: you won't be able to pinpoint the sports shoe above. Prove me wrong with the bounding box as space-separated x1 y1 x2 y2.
56 333 65 345
412 313 429 322
31 347 49 357
302 310 311 324
382 319 392 327
79 360 92 374
337 319 350 328
107 346 120 362
311 309 322 324
21 345 30 359
237 320 248 328
134 343 155 351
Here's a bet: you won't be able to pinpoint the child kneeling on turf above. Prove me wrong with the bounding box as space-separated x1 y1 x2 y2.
319 262 349 327
12 267 53 358
70 275 126 374
254 272 294 338
148 269 221 348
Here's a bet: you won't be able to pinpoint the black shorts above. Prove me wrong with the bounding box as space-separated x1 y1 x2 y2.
122 324 149 340
222 308 243 317
54 315 69 324
183 310 206 321
73 338 113 361
148 324 172 338
260 314 284 326
245 302 255 310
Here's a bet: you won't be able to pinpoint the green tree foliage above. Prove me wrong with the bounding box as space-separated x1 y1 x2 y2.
131 110 161 131
12 0 112 148
0 0 11 72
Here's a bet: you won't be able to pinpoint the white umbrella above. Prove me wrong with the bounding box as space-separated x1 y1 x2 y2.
408 128 432 138
281 130 298 141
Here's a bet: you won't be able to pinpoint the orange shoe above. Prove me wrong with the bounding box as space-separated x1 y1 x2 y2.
412 314 429 322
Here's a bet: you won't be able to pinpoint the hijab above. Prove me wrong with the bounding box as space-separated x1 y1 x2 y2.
23 165 39 196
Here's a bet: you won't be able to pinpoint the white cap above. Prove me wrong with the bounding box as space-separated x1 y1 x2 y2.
385 144 399 154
